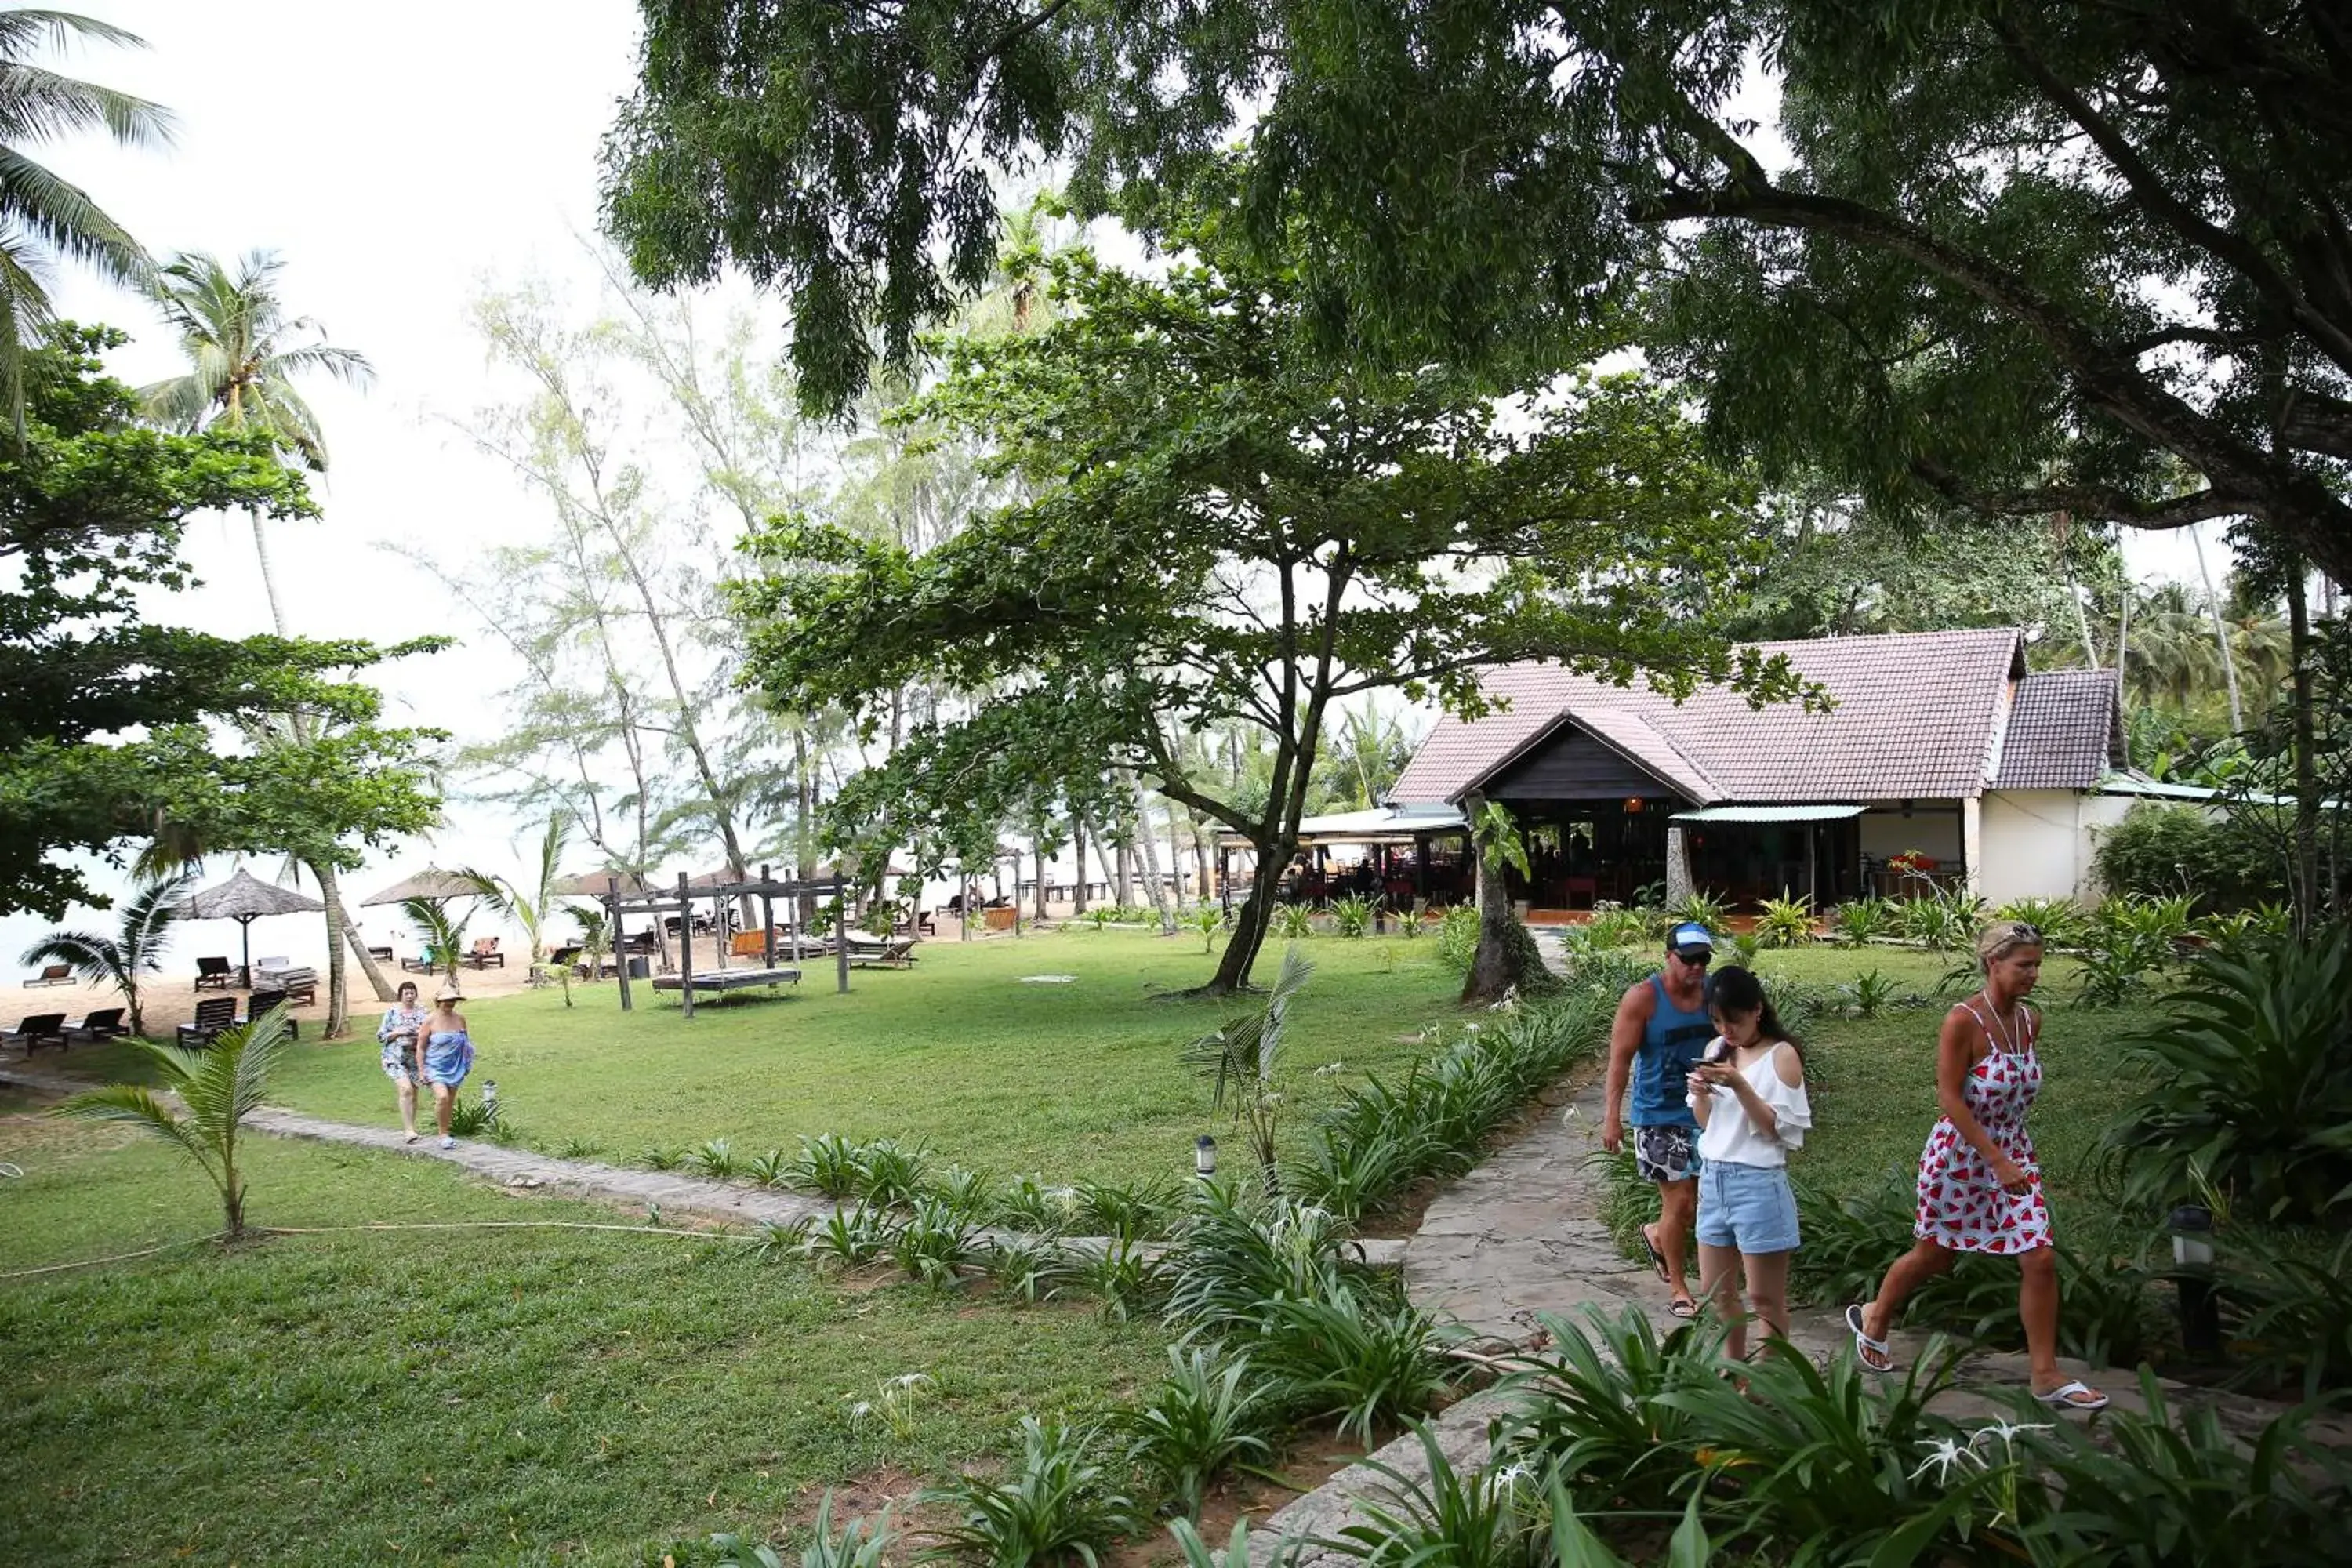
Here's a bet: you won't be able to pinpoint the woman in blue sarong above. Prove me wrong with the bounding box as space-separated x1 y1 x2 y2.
416 982 475 1150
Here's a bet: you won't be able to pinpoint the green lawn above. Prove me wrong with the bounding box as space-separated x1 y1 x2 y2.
0 1099 1168 1566
241 929 1471 1188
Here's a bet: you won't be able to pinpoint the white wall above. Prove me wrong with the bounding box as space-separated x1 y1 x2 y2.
1978 791 2137 905
1859 807 1963 866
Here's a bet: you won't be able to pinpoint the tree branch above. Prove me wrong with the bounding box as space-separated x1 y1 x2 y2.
1908 459 2255 531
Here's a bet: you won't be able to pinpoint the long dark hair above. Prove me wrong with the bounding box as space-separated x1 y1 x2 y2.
1707 964 1802 1063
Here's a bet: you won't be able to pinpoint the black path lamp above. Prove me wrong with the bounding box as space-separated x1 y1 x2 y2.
1194 1135 1218 1181
2169 1203 2222 1359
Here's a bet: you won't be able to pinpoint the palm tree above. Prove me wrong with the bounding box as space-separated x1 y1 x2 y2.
0 9 172 426
403 897 473 985
460 812 568 976
19 871 191 1036
140 250 377 1034
53 1009 289 1238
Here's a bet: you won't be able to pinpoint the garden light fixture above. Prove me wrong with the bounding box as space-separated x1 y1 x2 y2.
2168 1203 2220 1359
1194 1135 1216 1178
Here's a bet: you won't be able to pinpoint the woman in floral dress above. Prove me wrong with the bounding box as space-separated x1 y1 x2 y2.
1845 920 2107 1410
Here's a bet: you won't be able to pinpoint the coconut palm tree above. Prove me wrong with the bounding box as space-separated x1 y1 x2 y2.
18 871 191 1036
402 897 473 985
139 250 378 1033
460 812 569 975
53 1008 289 1237
0 9 171 426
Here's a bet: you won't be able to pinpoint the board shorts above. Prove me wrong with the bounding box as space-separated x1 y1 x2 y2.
1635 1123 1700 1185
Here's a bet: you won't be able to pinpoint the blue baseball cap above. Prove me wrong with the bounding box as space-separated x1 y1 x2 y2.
1668 922 1716 955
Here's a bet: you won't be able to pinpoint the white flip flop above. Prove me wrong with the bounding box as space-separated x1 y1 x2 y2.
2034 1379 2109 1411
1846 1303 1896 1372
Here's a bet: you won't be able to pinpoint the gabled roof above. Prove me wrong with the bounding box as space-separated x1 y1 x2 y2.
1992 670 2125 789
1390 628 2030 806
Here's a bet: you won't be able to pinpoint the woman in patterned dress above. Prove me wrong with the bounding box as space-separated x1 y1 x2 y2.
1845 921 2107 1410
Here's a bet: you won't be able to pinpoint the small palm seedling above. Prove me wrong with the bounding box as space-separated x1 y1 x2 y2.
985 1234 1078 1305
1272 903 1316 940
853 1137 931 1207
54 1007 290 1237
811 1203 900 1269
746 1146 794 1188
892 1196 982 1289
1183 943 1314 1192
1087 906 1119 931
1730 931 1764 966
1121 1348 1281 1519
688 1137 742 1180
710 1490 890 1568
921 1416 1138 1568
1188 902 1225 953
1397 897 1430 938
20 870 189 1037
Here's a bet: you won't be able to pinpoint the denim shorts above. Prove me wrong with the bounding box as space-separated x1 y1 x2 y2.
1695 1160 1801 1254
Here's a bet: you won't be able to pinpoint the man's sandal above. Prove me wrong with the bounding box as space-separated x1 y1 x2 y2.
1639 1225 1673 1285
1846 1304 1896 1372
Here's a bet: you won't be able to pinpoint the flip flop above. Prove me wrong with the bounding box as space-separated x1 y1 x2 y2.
1846 1304 1896 1372
1639 1225 1672 1284
1667 1297 1699 1319
2034 1379 2110 1411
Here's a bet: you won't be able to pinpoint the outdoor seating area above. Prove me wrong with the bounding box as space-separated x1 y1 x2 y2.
21 964 71 988
192 956 236 991
176 996 237 1049
2 1013 67 1051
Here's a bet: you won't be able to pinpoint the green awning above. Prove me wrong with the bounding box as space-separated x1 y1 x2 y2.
1668 804 1865 824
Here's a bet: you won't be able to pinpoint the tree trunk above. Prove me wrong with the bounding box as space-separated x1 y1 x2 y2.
2191 521 2245 731
1072 819 1089 913
1033 840 1050 924
1134 806 1177 932
1463 798 1531 1005
2288 564 2321 931
1206 840 1284 993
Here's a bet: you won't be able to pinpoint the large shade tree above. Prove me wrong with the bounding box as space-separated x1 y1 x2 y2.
0 8 169 422
730 226 1813 993
604 0 2352 587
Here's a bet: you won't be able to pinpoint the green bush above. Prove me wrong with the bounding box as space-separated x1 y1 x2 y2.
921 1416 1139 1568
2092 801 2286 910
1120 1348 1281 1519
1432 903 1479 974
1327 892 1376 938
2104 927 2352 1224
1829 895 1899 946
1753 893 1816 947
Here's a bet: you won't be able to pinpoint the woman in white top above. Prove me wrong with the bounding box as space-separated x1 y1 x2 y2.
1686 965 1811 1362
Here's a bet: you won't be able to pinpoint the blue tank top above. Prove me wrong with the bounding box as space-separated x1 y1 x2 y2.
1631 974 1712 1127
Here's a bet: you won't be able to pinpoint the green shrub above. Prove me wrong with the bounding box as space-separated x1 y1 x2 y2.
1669 890 1730 933
921 1416 1138 1568
1256 1287 1463 1445
927 1163 996 1220
686 1137 740 1179
1120 1348 1280 1519
810 1203 900 1269
1327 893 1376 938
891 1196 982 1289
1829 896 1898 946
991 1174 1075 1234
1080 1239 1171 1320
2092 800 2285 910
851 1137 931 1207
1991 895 2089 950
2104 927 2352 1223
1896 888 1985 951
1432 903 1479 975
1070 1176 1180 1242
791 1132 864 1197
1837 967 1899 1019
709 1492 888 1568
1753 893 1816 947
982 1233 1077 1305
1580 904 1646 948
1313 1425 1552 1568
1271 903 1316 940
2215 1229 2352 1397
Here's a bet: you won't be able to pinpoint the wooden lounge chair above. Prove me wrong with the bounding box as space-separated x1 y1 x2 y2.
21 963 71 989
842 932 917 968
63 1007 126 1044
267 967 317 1006
463 937 506 970
3 1013 67 1051
193 956 235 992
242 990 301 1038
177 996 238 1049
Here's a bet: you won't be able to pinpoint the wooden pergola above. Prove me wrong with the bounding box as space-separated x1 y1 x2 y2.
600 866 853 1018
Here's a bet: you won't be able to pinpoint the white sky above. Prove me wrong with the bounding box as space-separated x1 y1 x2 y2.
6 2 2223 972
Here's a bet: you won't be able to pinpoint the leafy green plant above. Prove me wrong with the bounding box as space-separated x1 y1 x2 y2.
445 1094 513 1141
747 1147 794 1188
1397 897 1429 938
1072 1176 1178 1243
753 1215 816 1260
688 1137 742 1180
1272 903 1316 940
810 1203 900 1269
53 1008 291 1237
636 1143 689 1171
554 1135 604 1161
1183 942 1313 1191
1896 888 1984 951
1255 1286 1462 1444
983 1233 1077 1305
1164 1185 1358 1337
400 895 474 982
1579 905 1646 949
1282 1124 1427 1225
20 870 189 1036
1085 906 1118 931
992 1174 1074 1234
2103 928 2352 1222
1668 890 1730 934
1829 895 1898 947
1838 967 1899 1019
1729 931 1763 965
2214 1230 2352 1397
1312 1423 1548 1568
852 1137 931 1207
1080 1239 1170 1320
1120 1348 1281 1519
1187 903 1224 953
792 1132 866 1197
2198 900 2294 953
1327 893 1376 939
1432 903 1479 975
1753 892 1815 948
709 1490 891 1568
892 1197 982 1289
928 1163 996 1220
921 1416 1138 1568
1992 896 2088 950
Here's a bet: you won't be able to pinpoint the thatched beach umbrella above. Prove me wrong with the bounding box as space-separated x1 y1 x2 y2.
549 870 659 898
182 868 325 984
358 867 481 907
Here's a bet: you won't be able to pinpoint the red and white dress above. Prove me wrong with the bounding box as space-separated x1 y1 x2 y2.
1912 1000 2052 1254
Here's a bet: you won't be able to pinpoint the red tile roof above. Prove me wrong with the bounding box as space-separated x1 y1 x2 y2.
1391 628 2030 805
1992 670 2124 789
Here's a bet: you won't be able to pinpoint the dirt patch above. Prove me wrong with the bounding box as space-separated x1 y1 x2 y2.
785 1465 935 1530
1103 1436 1377 1567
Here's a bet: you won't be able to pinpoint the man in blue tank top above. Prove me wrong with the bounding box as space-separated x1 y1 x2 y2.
1602 921 1716 1317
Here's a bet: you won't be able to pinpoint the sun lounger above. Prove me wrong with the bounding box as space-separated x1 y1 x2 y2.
21 963 71 988
256 966 317 1006
842 933 917 968
193 956 235 992
63 1007 126 1043
243 990 301 1040
463 937 506 969
177 996 238 1049
3 1013 67 1051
